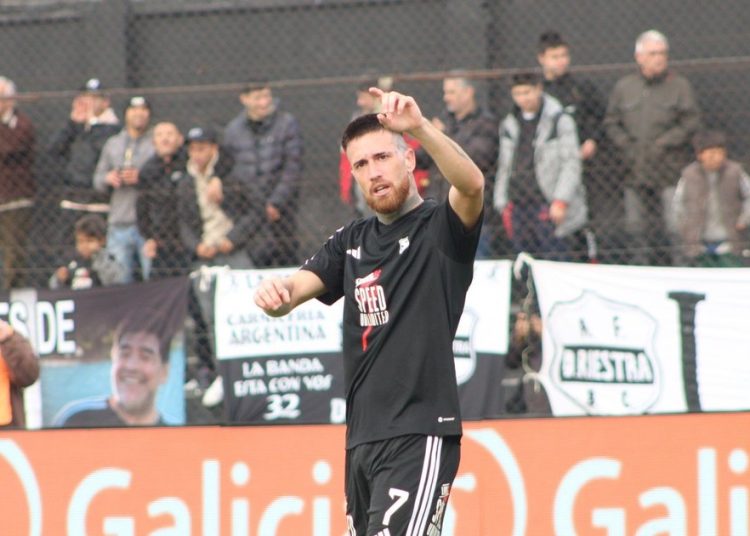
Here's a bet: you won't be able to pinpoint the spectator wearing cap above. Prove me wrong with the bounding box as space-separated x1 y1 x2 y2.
176 126 253 270
224 81 303 267
604 30 701 266
93 95 155 283
176 127 254 404
673 130 750 267
0 76 36 288
493 71 588 261
48 78 120 269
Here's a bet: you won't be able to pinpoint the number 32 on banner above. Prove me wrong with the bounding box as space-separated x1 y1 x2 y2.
264 394 301 420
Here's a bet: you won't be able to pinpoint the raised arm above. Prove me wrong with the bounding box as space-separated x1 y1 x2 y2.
254 269 327 317
372 88 485 228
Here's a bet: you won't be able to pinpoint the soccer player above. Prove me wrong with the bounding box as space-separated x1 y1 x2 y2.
254 88 484 535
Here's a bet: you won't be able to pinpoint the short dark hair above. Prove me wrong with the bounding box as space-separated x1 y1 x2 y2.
74 214 107 241
341 113 387 151
242 80 270 94
511 71 542 88
693 129 727 154
113 311 181 364
538 30 568 54
444 71 476 89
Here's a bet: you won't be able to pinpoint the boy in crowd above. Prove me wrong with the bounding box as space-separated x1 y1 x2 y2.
49 213 125 289
674 130 750 267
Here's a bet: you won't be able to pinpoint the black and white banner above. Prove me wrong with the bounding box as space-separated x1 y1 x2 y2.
214 269 346 424
531 259 750 416
214 260 511 424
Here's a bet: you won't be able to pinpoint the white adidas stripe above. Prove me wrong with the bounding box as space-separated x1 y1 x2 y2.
405 436 443 536
415 437 443 535
405 436 436 535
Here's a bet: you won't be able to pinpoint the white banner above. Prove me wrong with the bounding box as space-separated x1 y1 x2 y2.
214 268 344 360
531 259 750 416
454 260 511 386
215 261 510 365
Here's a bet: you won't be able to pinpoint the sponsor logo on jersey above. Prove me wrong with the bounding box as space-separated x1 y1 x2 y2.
546 290 661 415
354 269 389 329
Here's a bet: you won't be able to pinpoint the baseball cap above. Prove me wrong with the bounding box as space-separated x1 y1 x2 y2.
126 95 151 110
186 126 217 144
81 78 104 93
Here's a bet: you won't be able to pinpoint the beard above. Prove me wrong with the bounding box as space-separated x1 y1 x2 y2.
365 176 411 214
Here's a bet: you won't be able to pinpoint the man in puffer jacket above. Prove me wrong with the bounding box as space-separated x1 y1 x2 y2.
494 71 588 261
224 82 303 268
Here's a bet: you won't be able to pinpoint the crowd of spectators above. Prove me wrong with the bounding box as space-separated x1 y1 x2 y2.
2 29 745 288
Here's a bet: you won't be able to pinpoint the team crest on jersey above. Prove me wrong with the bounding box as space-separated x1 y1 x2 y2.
453 309 478 385
547 290 661 415
398 236 410 255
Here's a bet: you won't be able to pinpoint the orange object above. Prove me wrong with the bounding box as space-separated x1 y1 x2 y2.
0 414 749 533
0 354 11 425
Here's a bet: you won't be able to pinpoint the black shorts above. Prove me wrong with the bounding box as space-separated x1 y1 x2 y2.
345 434 460 536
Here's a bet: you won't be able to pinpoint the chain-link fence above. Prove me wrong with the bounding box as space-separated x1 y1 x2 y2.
0 0 748 418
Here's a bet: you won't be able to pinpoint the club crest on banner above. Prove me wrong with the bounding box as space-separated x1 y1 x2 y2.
546 291 661 415
453 309 478 385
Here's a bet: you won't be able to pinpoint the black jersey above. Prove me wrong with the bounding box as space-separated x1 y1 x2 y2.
302 200 481 448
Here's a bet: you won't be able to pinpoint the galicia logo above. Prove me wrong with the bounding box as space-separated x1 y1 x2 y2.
0 439 43 535
546 291 662 415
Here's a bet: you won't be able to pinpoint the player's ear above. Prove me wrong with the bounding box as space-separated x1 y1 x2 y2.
404 146 416 172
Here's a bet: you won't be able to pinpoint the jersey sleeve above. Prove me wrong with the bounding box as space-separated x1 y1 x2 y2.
433 200 483 263
300 225 347 305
